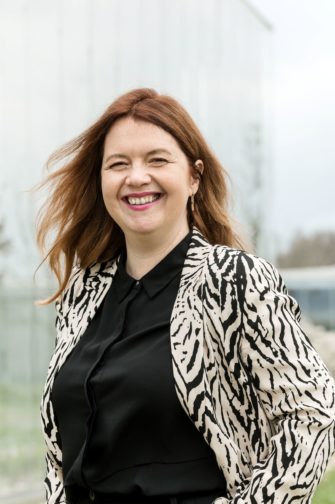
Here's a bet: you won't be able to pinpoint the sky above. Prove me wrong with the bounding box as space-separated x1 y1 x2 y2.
249 0 335 252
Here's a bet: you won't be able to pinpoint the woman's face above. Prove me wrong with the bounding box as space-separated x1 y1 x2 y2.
101 117 199 243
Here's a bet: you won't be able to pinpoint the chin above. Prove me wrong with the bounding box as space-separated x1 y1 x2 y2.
125 223 162 236
124 216 163 233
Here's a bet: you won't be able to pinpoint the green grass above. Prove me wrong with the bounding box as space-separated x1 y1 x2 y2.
313 467 335 504
0 384 45 486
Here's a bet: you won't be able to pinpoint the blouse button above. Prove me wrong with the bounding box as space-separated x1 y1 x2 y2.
89 489 95 501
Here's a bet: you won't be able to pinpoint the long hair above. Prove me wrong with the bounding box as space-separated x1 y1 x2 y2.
36 87 246 303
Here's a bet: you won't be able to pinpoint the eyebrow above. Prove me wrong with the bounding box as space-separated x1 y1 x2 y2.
104 149 173 164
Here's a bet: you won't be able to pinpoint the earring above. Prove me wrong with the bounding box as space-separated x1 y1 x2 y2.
190 193 195 212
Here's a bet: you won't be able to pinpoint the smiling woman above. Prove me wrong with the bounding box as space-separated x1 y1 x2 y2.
36 88 334 504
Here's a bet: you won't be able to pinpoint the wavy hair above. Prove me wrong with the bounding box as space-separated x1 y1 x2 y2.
36 87 246 303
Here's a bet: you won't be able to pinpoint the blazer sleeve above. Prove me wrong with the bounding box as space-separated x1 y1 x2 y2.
44 451 66 504
42 271 78 504
216 253 335 504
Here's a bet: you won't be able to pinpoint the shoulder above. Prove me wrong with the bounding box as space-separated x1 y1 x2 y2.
207 241 275 274
207 243 303 327
207 243 288 296
190 227 284 291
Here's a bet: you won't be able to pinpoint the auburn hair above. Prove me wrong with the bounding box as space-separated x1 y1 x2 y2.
36 87 246 303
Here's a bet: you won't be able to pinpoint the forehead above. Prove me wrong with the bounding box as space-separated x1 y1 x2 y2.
103 117 181 155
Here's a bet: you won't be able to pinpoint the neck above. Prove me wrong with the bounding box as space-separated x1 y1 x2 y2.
124 225 191 280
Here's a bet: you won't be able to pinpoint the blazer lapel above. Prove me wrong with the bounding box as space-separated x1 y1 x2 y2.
170 228 211 422
57 260 119 372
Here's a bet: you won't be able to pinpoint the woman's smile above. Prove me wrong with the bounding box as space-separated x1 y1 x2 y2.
122 191 164 211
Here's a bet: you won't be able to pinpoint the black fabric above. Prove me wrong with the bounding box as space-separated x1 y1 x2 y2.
52 231 227 498
65 485 225 504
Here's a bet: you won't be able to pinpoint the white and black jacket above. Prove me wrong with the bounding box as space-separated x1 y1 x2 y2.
41 227 335 504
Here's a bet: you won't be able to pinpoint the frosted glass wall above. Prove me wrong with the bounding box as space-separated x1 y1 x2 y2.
0 0 272 287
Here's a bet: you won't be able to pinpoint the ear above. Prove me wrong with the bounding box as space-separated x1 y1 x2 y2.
190 159 203 194
194 159 204 175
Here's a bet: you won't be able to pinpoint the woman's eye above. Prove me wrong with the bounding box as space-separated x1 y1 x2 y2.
109 162 126 169
150 158 167 164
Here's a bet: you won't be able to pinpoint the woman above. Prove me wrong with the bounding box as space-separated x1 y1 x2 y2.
37 88 334 504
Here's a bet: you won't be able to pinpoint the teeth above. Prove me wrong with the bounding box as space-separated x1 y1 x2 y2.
127 194 160 205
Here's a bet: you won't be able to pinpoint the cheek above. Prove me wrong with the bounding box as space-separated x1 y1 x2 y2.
100 180 118 217
101 174 117 200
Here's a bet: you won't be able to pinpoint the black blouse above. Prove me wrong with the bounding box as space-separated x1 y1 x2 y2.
52 231 227 497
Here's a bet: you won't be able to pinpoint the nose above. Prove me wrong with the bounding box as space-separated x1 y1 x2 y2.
125 163 151 187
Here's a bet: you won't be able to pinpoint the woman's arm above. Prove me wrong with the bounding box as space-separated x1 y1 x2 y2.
217 252 335 504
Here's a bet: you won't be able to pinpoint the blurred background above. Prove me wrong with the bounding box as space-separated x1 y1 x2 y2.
0 0 334 503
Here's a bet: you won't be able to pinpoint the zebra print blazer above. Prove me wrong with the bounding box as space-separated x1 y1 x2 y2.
41 227 335 504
